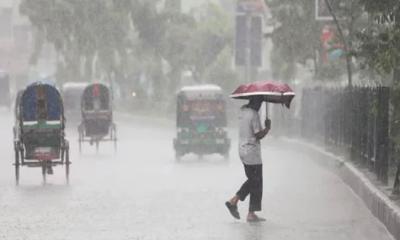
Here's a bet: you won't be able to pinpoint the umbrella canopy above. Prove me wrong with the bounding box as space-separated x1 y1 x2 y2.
230 81 295 108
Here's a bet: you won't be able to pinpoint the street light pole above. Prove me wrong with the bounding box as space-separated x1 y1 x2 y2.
245 12 252 83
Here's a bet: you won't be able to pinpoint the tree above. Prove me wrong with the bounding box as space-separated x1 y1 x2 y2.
266 0 365 82
356 0 400 78
267 0 322 82
20 0 236 102
185 3 233 84
20 0 131 83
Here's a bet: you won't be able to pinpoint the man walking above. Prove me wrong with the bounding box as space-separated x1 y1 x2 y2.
225 96 270 222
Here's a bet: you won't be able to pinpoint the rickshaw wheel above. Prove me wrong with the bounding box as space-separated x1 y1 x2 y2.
20 148 25 165
14 149 20 185
41 161 47 184
61 148 65 164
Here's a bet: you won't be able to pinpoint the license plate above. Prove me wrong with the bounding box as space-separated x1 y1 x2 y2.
34 147 54 160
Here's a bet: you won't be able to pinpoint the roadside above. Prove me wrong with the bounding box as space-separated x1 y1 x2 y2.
280 138 400 240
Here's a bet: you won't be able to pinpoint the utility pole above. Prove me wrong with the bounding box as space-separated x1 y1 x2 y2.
245 12 252 83
324 0 352 87
235 0 263 83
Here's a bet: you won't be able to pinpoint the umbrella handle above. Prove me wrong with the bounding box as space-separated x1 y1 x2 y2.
264 102 271 129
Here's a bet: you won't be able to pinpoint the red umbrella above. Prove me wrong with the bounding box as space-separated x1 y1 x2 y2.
230 81 295 108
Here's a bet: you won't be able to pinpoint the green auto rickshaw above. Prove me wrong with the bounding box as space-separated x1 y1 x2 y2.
173 85 230 161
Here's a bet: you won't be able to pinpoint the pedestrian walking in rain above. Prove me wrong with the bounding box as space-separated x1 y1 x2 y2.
225 96 271 222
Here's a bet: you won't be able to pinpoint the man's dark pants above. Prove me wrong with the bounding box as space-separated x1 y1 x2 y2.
236 164 263 212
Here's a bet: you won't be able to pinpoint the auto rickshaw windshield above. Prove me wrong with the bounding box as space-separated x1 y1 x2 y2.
177 98 227 127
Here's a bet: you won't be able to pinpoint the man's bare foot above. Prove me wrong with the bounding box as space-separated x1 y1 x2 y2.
247 212 266 222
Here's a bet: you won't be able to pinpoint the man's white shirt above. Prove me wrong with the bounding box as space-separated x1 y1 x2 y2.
238 106 262 165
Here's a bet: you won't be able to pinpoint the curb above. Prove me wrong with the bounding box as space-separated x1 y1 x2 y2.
282 138 400 240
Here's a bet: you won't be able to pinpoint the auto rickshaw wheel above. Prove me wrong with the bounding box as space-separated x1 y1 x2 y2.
65 148 70 183
14 149 20 185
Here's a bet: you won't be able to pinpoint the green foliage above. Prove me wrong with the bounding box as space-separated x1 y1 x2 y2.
185 3 233 83
267 0 365 82
356 0 400 76
357 27 400 74
390 84 400 153
20 0 131 83
266 0 321 81
20 0 236 100
318 59 347 80
355 0 400 156
359 0 399 15
204 47 239 91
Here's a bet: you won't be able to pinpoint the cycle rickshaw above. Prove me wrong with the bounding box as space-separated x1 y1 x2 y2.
13 82 70 184
78 83 117 153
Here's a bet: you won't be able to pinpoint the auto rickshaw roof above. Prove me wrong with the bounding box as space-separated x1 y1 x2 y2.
178 85 224 100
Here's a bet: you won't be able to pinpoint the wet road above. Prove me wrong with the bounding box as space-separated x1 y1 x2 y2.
0 110 394 240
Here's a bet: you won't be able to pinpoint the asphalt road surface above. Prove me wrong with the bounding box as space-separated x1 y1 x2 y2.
0 110 394 240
